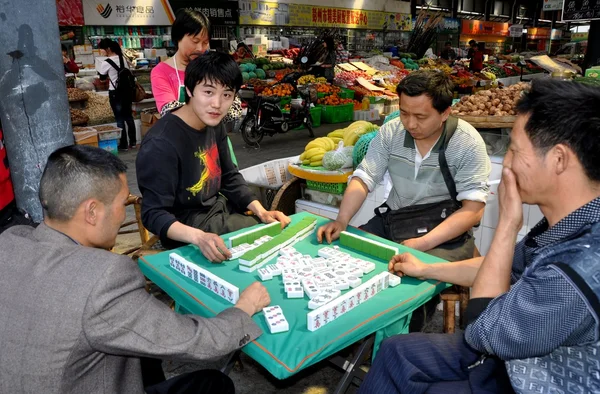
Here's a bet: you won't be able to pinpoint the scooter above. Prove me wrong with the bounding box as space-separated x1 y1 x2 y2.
239 70 317 147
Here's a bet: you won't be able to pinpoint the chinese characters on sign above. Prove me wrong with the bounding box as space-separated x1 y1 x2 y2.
168 0 238 25
82 0 172 25
238 0 412 30
562 0 600 21
310 7 368 27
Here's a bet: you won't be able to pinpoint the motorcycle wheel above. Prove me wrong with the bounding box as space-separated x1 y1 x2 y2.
241 116 263 147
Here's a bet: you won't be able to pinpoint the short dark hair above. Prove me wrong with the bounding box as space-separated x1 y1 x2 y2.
184 51 243 102
39 145 127 221
237 42 246 50
469 39 477 46
445 41 452 46
516 79 600 182
172 9 211 50
396 70 454 113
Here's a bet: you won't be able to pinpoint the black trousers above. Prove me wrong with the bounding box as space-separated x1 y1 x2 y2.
108 90 136 148
358 333 513 394
360 215 475 332
141 358 234 394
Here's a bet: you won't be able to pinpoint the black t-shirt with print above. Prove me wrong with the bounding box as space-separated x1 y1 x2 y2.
136 113 256 240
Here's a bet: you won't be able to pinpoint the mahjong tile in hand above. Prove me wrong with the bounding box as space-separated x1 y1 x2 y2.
263 305 289 334
388 273 401 287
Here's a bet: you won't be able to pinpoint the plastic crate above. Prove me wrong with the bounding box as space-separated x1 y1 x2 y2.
306 180 347 195
338 88 355 99
321 103 354 124
99 138 119 155
368 96 385 104
279 96 292 106
309 105 322 127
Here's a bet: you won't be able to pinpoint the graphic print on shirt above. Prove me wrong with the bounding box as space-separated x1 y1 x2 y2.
186 143 221 197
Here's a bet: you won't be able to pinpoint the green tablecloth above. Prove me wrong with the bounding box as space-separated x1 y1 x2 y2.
138 212 449 380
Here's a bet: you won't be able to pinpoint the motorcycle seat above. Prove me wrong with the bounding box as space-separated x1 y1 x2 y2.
262 96 282 104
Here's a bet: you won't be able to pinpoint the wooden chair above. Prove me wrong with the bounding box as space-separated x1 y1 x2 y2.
118 194 151 256
439 246 481 333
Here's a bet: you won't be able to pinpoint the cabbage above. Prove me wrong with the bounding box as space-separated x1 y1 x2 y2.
323 146 353 171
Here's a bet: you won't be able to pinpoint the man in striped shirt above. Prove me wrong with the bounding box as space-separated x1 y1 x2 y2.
317 70 491 330
359 79 600 393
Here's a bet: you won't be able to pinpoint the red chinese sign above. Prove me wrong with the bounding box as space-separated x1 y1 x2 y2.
526 27 551 40
461 20 509 37
56 0 84 26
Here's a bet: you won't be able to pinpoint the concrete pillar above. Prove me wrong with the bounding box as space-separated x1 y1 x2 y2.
583 20 600 71
0 0 73 222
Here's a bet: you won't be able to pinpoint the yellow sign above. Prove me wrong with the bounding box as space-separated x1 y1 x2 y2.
239 1 412 30
239 1 290 26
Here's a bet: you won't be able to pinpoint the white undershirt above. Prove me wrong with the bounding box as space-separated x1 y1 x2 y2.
413 134 442 179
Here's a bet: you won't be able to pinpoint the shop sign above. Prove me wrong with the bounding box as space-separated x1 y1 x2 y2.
412 17 460 33
543 0 564 11
550 28 563 40
461 20 509 37
571 32 589 41
509 24 523 37
527 27 551 39
168 0 238 25
57 0 85 26
562 0 600 21
82 0 173 25
238 0 412 30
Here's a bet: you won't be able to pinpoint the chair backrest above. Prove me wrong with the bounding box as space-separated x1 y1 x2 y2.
116 194 150 255
227 136 238 167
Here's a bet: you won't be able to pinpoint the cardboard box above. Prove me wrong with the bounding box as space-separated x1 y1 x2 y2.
74 45 93 55
77 54 95 68
141 112 161 138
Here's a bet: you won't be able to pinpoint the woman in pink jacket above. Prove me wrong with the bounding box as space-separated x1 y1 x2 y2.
151 9 211 115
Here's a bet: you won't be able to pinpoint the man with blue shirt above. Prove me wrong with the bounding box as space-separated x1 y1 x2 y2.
359 79 600 393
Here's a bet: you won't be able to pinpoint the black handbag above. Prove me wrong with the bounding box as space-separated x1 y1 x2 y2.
375 117 467 243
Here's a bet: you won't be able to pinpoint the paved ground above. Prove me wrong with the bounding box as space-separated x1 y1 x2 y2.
115 121 451 393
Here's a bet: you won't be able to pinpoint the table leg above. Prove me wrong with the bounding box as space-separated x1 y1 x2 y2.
330 334 375 394
220 349 242 375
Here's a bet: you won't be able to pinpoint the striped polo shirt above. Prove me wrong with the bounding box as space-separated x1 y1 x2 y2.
352 118 491 210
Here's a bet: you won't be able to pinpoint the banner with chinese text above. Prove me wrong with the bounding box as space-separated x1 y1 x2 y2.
239 0 412 30
168 0 238 25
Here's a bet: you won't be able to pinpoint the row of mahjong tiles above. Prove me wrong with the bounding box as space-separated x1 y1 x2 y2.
237 218 317 272
258 245 401 333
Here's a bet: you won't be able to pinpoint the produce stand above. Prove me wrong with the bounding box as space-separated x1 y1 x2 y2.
288 162 353 184
456 115 516 129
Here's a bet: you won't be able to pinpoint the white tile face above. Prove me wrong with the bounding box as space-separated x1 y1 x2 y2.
263 305 289 334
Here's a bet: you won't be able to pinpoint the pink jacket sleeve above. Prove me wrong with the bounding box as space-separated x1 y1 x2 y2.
151 63 177 113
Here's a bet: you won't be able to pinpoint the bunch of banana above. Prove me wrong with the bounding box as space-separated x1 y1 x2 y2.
298 74 317 85
299 137 336 166
481 71 497 81
342 120 377 147
327 129 345 145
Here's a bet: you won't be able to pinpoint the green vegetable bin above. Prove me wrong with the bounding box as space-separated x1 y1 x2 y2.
321 103 354 124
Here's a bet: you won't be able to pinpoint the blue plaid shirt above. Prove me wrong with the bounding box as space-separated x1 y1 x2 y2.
465 197 600 393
